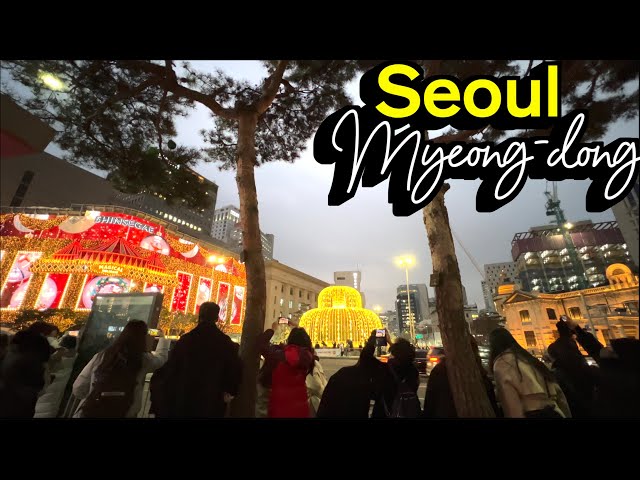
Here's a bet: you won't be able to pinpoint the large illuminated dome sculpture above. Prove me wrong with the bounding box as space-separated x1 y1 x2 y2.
299 286 383 346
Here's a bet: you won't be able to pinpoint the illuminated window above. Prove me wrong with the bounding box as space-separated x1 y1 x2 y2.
519 310 531 323
288 300 293 309
524 331 537 347
279 298 284 307
568 307 582 319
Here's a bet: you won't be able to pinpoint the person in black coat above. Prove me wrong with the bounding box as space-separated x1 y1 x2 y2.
422 336 500 418
546 320 598 417
150 302 242 418
565 318 639 418
0 330 52 418
316 332 386 418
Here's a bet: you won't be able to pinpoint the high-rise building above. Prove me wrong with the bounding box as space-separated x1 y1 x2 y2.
395 283 431 336
1 94 219 237
211 205 275 260
611 179 639 267
482 262 519 312
334 271 365 306
511 220 636 293
378 310 400 338
334 271 361 290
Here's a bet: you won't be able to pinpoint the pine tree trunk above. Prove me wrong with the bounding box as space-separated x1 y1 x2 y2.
422 183 495 417
229 110 267 417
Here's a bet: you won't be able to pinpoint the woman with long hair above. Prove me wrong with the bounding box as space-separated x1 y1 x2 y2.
72 320 169 418
258 325 319 418
489 328 570 418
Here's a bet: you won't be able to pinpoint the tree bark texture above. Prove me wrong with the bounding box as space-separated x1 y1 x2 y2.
229 110 267 417
422 184 495 418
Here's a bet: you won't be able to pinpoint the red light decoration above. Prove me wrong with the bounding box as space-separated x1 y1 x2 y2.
171 271 193 313
194 277 212 314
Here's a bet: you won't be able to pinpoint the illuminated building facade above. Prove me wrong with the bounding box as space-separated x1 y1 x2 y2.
0 207 247 334
299 286 383 346
495 263 639 356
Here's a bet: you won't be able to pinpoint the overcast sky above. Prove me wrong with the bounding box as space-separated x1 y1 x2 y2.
42 61 640 311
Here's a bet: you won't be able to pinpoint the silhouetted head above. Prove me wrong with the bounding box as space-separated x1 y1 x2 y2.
198 302 220 324
287 327 312 349
99 320 148 373
389 338 416 366
556 320 574 338
59 335 77 350
26 321 59 338
489 327 518 360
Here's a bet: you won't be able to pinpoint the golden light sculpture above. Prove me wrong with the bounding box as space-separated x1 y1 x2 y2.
299 286 383 346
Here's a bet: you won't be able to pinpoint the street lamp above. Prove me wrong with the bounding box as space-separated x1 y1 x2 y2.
395 255 416 343
38 71 66 91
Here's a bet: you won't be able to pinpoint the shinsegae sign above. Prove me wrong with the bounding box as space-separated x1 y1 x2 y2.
94 215 156 234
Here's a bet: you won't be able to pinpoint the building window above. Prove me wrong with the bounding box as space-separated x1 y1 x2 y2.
299 290 302 298
274 285 278 290
10 170 35 207
274 296 277 305
519 310 531 324
307 292 310 300
288 300 293 309
546 308 557 320
568 307 582 319
279 298 284 307
524 331 537 347
281 285 284 292
624 301 639 314
290 288 293 295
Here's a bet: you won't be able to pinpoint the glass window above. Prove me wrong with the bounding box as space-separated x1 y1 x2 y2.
568 307 582 319
281 285 284 292
524 331 537 347
290 288 293 295
299 290 302 298
519 310 531 323
274 296 277 305
307 292 310 300
546 308 557 320
288 300 293 309
279 298 284 307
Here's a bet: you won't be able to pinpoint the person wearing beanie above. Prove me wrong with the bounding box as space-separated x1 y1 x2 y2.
546 319 597 417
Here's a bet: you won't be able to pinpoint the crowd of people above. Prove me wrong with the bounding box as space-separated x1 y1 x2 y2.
1 302 638 418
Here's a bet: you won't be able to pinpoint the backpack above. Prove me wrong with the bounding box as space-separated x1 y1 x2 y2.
385 368 422 418
79 354 137 418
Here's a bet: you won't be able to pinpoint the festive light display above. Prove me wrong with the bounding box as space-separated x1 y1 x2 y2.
0 212 246 330
299 286 383 346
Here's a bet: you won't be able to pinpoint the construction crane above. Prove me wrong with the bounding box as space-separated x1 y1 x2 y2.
544 181 588 290
452 228 485 281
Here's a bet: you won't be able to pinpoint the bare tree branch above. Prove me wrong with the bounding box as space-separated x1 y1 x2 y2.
524 59 534 77
255 61 289 115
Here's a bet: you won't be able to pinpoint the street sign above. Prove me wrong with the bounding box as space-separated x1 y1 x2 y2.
415 334 424 339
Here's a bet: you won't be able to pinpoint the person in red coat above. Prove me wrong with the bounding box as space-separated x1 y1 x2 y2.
258 326 315 418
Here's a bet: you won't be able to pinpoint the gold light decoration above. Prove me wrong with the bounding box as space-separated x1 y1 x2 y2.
60 274 88 309
166 236 198 253
18 214 68 231
21 272 47 310
299 286 383 346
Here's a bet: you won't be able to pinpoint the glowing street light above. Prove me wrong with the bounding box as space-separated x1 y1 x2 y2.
38 71 65 91
395 255 416 342
373 305 382 313
564 222 573 230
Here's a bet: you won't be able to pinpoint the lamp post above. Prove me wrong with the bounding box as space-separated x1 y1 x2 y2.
396 256 416 343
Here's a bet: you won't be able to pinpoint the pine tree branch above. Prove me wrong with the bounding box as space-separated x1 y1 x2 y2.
256 60 289 114
85 77 158 122
123 60 238 121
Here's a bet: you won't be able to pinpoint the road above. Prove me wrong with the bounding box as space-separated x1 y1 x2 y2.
319 356 428 407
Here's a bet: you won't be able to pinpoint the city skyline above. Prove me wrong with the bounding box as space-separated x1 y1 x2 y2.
42 61 639 311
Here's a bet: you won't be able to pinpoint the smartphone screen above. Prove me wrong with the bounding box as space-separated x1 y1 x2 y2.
560 315 568 322
376 329 387 346
67 330 79 337
148 328 160 336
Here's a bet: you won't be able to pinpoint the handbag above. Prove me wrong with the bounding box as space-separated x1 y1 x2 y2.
306 360 327 416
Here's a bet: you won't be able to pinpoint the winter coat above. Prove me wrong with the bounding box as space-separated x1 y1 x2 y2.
306 359 327 416
574 327 640 418
150 322 242 418
0 332 51 418
371 360 420 418
493 350 571 418
73 338 169 417
423 358 501 418
316 365 375 418
34 353 77 418
268 344 314 418
547 335 597 417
